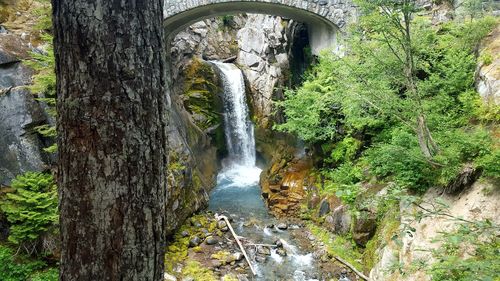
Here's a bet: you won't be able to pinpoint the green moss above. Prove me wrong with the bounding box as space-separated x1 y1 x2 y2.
362 206 400 271
164 213 214 273
222 274 239 281
211 250 231 265
307 223 364 271
181 261 217 281
182 58 223 130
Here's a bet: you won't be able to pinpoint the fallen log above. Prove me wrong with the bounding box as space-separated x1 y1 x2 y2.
334 255 369 281
221 56 237 63
216 214 257 276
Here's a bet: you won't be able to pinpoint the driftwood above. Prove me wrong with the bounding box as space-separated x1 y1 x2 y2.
216 214 257 276
334 255 370 281
221 56 237 63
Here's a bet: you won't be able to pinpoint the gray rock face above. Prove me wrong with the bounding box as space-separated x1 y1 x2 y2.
325 205 351 234
476 25 500 105
352 210 377 246
0 88 49 185
0 35 50 186
236 15 296 128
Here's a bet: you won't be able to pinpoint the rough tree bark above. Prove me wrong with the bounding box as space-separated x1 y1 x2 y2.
52 0 168 280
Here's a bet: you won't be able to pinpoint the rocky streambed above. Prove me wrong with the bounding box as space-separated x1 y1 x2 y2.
164 165 359 281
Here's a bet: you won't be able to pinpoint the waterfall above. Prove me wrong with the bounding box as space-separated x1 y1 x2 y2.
212 62 256 167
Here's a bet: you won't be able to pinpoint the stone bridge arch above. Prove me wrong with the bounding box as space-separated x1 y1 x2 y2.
163 0 357 54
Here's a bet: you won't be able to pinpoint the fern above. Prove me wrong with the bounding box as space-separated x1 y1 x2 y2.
0 172 58 247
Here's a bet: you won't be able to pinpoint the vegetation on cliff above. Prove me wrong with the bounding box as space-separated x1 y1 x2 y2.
276 0 498 279
0 0 58 278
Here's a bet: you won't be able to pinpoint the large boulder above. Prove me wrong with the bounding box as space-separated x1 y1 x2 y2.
352 210 377 247
325 205 351 235
318 198 331 217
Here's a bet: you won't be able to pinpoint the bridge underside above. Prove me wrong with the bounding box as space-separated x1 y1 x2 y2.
163 2 342 55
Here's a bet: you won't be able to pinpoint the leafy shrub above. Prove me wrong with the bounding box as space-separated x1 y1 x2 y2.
326 136 362 164
0 172 58 249
29 268 58 281
429 220 499 281
0 245 45 281
367 129 436 192
434 128 493 185
221 15 234 27
476 148 500 180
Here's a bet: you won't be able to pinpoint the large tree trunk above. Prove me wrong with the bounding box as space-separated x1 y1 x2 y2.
52 1 168 280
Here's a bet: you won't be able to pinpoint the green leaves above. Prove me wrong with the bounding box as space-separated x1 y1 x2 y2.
278 8 497 193
0 172 58 247
429 220 500 281
0 245 57 281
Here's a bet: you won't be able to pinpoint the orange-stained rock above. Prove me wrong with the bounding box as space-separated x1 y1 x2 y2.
260 153 314 217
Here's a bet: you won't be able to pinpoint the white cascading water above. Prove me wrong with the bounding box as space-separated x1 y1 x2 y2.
212 62 261 185
208 62 316 281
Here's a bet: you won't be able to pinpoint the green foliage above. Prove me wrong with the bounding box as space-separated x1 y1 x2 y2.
429 220 499 281
221 15 234 27
476 147 500 180
278 12 498 193
323 162 363 205
367 128 437 192
433 127 494 184
29 268 58 281
0 172 58 247
326 136 362 164
24 2 57 153
479 51 493 65
0 245 50 281
32 0 52 32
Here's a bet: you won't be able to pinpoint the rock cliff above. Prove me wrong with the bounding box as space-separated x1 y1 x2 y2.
0 31 51 186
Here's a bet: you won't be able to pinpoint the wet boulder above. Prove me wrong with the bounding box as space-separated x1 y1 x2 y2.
277 223 288 230
325 205 351 235
352 210 377 247
232 252 244 262
255 256 267 263
188 236 202 247
217 220 227 229
276 248 287 256
256 246 271 255
205 235 218 245
318 198 330 217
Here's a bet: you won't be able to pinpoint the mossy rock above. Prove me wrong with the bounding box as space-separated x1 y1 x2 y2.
182 58 223 131
181 261 217 281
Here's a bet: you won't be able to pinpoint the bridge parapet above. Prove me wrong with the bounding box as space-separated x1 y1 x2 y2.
163 0 357 54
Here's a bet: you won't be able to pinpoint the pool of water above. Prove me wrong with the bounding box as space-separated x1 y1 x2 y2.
208 164 320 281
